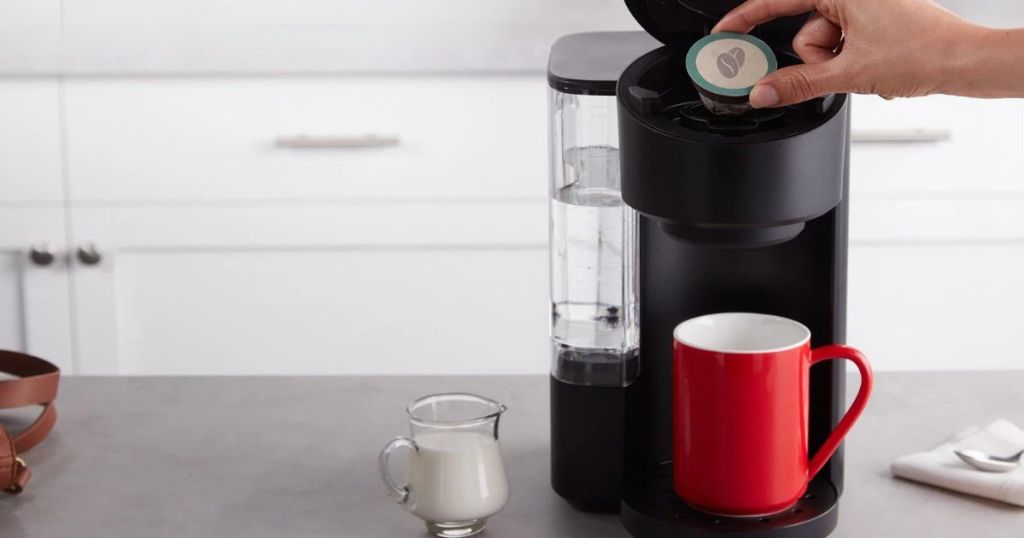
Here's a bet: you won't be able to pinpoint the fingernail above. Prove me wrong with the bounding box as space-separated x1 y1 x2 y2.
750 84 780 108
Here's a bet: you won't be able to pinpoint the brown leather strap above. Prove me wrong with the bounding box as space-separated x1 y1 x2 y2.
0 351 60 494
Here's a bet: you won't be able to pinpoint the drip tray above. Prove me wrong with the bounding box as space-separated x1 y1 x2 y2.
621 462 839 538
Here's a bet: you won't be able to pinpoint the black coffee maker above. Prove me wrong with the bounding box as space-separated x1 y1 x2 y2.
548 2 851 537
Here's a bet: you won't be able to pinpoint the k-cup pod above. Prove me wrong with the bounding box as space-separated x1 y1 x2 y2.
686 32 778 115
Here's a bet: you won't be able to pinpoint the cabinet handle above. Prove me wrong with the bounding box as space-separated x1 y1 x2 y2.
851 129 952 144
77 243 102 266
274 134 400 149
28 243 55 266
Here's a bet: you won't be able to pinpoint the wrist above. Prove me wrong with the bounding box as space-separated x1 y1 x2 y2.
941 24 1024 98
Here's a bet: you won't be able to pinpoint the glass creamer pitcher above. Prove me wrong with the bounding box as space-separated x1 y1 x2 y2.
379 393 509 537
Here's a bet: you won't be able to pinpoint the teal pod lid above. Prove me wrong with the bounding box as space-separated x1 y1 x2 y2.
686 32 778 103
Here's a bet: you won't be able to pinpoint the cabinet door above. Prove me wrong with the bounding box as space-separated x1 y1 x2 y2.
69 202 548 375
0 79 64 202
850 95 1024 195
0 1 60 73
60 0 636 73
849 197 1024 370
848 244 1024 371
0 208 74 372
64 77 547 203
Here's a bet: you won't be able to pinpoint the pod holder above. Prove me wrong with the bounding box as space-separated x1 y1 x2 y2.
623 50 835 139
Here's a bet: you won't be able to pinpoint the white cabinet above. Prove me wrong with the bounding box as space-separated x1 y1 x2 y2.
0 79 65 202
0 76 72 370
4 0 1023 75
848 244 1024 371
0 208 74 372
850 95 1024 195
62 0 630 28
55 0 637 74
848 198 1024 371
851 198 1024 243
5 75 552 376
0 1 61 73
846 96 1024 371
68 202 548 375
64 77 548 203
61 75 549 371
4 71 1024 374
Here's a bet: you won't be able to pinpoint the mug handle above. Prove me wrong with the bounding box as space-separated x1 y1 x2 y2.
378 436 418 507
807 345 874 479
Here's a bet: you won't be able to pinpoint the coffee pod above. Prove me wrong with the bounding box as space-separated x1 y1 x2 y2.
686 32 778 116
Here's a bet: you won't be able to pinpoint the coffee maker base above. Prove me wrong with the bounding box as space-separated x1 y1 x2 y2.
621 463 839 538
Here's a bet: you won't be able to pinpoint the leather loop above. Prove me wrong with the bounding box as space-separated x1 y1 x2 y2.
0 351 60 408
0 426 18 493
0 351 60 494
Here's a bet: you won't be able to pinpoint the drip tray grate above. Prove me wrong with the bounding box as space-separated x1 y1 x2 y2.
622 461 839 537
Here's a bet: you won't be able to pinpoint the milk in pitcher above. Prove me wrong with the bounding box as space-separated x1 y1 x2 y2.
408 431 510 523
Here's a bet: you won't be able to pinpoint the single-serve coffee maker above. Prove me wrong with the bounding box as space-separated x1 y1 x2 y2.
548 2 853 536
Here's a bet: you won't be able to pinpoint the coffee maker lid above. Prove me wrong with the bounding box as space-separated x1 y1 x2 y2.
623 0 807 48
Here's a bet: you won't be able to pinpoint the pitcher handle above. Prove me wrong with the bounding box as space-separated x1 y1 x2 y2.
807 345 874 478
379 436 418 507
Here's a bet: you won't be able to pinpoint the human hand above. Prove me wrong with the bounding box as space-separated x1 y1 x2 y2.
713 0 1024 107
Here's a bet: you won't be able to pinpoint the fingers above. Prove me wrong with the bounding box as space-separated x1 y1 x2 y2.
793 11 842 64
710 0 852 107
750 60 850 107
712 0 820 33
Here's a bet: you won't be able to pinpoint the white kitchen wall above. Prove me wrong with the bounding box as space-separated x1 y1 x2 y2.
1 0 640 73
0 1 1022 374
939 0 1024 27
2 1 1019 74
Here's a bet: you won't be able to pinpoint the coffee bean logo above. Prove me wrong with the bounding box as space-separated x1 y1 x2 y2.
716 47 746 79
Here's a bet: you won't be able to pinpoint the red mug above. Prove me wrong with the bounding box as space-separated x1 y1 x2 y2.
672 312 873 516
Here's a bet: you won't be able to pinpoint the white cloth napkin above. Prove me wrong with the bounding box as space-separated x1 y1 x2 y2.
891 419 1024 507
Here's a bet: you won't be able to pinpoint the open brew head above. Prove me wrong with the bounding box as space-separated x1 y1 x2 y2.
617 46 847 248
617 44 847 248
623 47 836 139
614 0 847 249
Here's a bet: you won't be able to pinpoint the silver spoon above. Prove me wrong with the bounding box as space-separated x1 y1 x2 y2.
954 448 1024 473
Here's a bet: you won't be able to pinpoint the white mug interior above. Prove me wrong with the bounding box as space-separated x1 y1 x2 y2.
673 312 810 354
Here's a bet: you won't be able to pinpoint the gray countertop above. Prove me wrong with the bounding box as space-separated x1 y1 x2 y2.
1 372 1023 537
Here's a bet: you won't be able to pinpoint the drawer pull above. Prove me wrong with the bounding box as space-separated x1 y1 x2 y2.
29 243 55 266
851 129 951 144
274 134 400 149
77 243 102 266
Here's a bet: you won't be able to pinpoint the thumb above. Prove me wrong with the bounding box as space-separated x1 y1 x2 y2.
750 61 849 108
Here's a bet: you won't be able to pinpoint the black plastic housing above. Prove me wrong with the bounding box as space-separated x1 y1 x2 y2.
621 193 850 537
550 376 625 512
546 4 854 537
615 35 852 538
